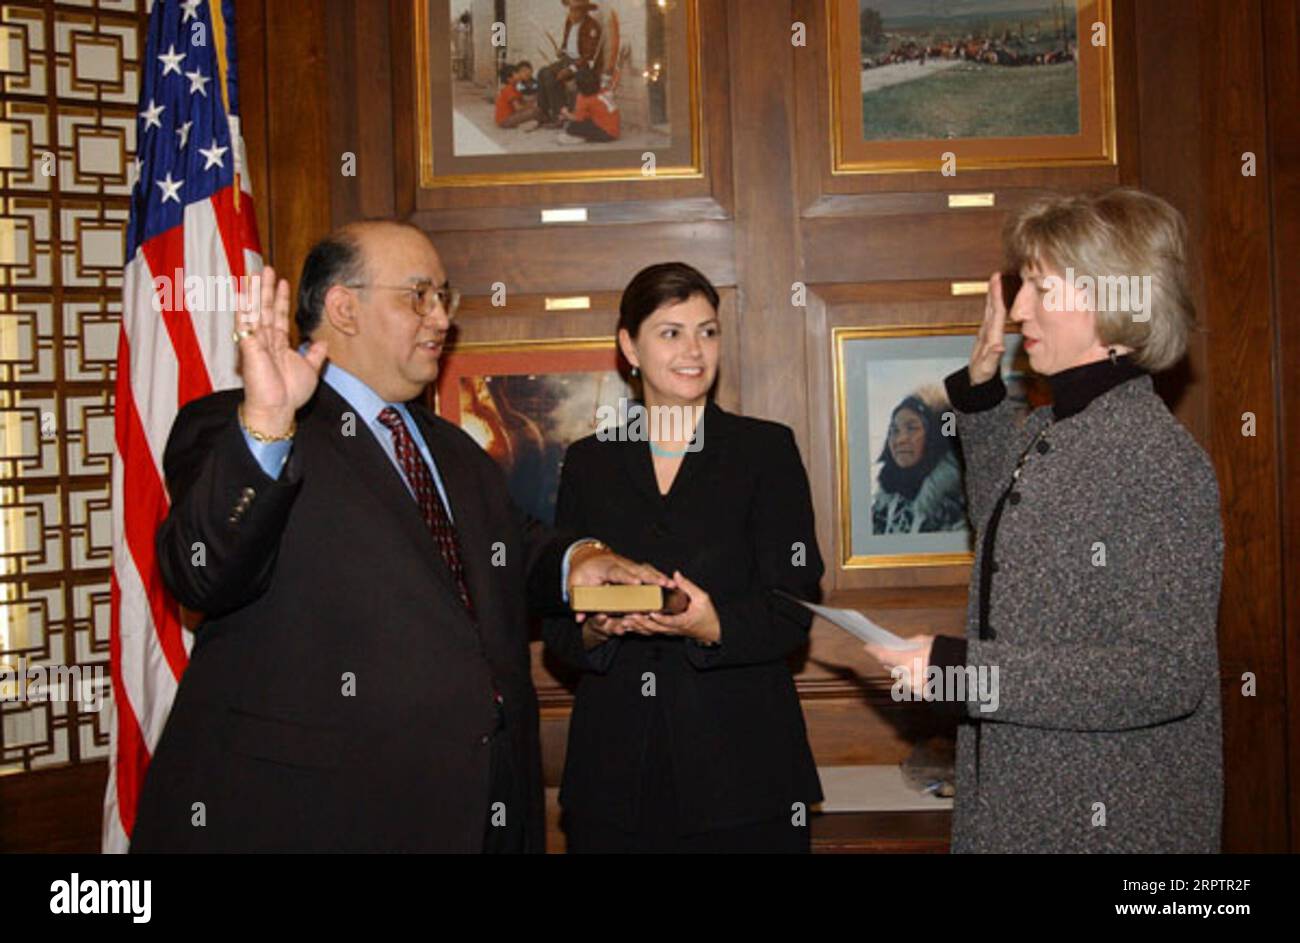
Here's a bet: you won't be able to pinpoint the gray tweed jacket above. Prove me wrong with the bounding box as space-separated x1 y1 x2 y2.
948 372 1224 852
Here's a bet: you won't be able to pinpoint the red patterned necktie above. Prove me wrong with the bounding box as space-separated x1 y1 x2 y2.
377 407 475 618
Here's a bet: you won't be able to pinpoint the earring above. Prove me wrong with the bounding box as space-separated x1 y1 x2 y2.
1107 346 1118 365
630 366 640 377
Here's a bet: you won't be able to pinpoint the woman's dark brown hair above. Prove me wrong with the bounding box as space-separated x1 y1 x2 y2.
617 262 720 338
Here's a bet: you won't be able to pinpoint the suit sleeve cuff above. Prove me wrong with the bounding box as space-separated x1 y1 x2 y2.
241 429 293 479
928 634 973 716
944 366 1006 414
930 634 968 674
561 538 602 604
684 637 723 669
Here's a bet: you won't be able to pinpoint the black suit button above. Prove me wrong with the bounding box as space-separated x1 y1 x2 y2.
480 734 491 745
241 486 256 499
227 514 239 524
1008 491 1021 506
1036 439 1050 454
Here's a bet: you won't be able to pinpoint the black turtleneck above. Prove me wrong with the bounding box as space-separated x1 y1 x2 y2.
1047 353 1145 420
930 354 1148 706
942 351 1145 422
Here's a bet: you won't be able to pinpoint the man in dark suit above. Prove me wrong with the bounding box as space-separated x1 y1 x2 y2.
130 220 666 853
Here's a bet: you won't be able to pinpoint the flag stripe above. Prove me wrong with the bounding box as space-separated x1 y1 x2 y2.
114 326 189 680
108 573 147 837
211 184 262 273
141 229 214 408
113 444 184 746
121 263 180 479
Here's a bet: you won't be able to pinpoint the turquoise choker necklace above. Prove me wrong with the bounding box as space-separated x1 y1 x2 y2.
650 442 689 458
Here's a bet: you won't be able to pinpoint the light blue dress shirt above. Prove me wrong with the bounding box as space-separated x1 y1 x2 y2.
241 359 455 520
239 359 588 596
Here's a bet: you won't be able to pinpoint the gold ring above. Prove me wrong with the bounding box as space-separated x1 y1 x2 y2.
232 327 256 342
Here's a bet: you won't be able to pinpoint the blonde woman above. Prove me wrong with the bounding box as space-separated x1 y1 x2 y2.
865 188 1224 852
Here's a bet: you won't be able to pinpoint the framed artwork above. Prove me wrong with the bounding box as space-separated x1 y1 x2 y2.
432 338 632 524
833 324 1042 569
417 0 703 187
828 0 1115 174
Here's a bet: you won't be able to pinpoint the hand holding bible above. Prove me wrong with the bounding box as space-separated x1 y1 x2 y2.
618 570 720 645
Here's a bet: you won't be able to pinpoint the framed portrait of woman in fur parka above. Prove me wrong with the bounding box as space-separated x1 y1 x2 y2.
834 324 1036 569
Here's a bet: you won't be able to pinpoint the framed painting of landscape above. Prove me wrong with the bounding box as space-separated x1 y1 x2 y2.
828 0 1116 174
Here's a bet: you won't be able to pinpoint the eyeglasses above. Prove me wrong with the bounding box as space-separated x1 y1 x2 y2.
346 280 461 319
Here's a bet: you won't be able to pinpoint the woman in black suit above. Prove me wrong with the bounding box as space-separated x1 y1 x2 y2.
543 262 824 853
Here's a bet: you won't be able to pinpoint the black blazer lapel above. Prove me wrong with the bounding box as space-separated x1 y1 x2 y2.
303 383 475 633
618 433 662 507
661 399 726 505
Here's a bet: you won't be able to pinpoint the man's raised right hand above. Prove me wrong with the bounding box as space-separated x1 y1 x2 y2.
237 266 328 436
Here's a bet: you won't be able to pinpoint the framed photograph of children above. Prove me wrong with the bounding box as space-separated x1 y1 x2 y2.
833 324 1041 569
417 0 703 187
828 0 1116 174
431 338 633 524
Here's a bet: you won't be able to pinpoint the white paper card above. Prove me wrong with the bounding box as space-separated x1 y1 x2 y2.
777 592 915 650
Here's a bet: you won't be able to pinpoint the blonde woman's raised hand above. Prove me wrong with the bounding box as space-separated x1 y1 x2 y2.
970 272 1009 385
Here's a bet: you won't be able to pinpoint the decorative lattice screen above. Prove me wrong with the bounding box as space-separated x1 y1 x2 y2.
1 0 147 772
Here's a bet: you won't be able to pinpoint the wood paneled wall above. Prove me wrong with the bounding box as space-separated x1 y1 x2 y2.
231 0 1297 852
1264 0 1300 854
1130 0 1294 853
5 0 1293 853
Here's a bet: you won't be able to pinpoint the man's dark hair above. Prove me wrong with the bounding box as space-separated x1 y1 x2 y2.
574 67 600 96
499 61 517 84
617 262 720 338
295 229 366 339
516 59 532 71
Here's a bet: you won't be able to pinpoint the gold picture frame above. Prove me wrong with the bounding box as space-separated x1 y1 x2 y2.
416 0 705 189
833 322 1033 570
828 0 1116 175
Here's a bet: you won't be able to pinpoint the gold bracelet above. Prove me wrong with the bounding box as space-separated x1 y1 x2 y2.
238 403 296 442
569 539 608 566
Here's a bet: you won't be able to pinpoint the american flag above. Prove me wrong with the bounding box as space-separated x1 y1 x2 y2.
103 0 261 853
